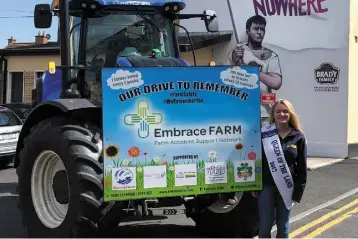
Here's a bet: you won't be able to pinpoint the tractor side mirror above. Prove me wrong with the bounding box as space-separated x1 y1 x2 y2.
203 10 218 32
34 4 52 28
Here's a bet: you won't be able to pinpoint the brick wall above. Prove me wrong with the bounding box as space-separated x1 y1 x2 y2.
23 71 34 103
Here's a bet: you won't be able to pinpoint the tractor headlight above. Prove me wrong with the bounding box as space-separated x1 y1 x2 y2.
48 61 56 75
163 3 185 13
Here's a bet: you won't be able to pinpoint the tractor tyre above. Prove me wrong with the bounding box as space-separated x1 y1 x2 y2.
191 192 259 238
17 116 120 237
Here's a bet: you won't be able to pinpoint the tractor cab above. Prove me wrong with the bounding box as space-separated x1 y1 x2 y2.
33 0 218 102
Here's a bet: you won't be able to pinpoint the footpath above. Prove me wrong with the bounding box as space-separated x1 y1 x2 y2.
307 157 350 170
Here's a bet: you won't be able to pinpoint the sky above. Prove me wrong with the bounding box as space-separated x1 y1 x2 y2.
0 0 59 48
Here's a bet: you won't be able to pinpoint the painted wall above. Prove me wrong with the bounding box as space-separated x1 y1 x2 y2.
181 0 351 158
348 0 358 144
6 55 60 71
181 47 213 66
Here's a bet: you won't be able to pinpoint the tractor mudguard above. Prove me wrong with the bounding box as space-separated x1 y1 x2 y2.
14 98 101 168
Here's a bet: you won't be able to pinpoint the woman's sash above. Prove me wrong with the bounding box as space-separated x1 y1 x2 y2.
261 124 294 210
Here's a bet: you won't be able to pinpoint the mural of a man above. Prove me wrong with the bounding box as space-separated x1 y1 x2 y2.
226 15 282 124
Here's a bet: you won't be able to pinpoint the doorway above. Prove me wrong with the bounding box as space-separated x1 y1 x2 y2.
9 72 24 103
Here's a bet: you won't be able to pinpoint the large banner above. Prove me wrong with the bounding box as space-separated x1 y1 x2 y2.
102 66 262 201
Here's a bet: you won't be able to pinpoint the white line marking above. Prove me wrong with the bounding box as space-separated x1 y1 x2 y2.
271 187 358 233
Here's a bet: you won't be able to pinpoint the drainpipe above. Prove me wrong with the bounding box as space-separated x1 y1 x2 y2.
0 53 8 104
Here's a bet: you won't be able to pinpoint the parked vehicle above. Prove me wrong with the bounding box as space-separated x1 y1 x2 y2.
0 106 22 167
0 103 33 122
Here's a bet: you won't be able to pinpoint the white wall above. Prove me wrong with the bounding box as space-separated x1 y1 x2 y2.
348 0 358 144
181 0 350 158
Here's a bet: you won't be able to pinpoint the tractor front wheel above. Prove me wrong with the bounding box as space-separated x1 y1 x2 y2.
17 117 118 237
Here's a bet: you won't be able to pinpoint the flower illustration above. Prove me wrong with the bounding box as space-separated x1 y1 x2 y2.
256 167 261 174
208 150 218 161
137 167 143 173
162 161 168 166
106 164 114 175
121 159 130 167
169 166 175 171
128 146 141 158
152 156 161 165
104 145 120 160
104 180 110 186
235 143 243 150
248 146 256 160
144 152 148 166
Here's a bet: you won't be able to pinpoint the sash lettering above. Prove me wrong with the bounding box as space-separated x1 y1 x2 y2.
262 124 294 210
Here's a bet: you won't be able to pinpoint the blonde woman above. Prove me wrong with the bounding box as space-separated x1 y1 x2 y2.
253 99 308 238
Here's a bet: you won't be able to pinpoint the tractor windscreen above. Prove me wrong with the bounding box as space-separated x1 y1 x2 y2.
85 12 175 67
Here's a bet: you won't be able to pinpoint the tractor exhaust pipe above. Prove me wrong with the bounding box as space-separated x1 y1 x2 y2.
59 0 71 97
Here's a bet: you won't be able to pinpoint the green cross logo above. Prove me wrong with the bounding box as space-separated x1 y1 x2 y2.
124 100 163 138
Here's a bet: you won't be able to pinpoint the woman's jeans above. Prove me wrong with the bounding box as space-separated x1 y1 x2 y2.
258 183 291 238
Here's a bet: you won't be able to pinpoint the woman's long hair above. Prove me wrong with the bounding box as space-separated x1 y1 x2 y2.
269 99 303 132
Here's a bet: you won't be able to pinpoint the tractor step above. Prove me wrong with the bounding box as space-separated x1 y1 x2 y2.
155 207 186 215
120 207 186 222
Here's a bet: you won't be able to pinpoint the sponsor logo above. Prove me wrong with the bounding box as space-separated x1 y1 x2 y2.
237 163 253 181
174 164 197 186
143 165 167 189
176 172 196 178
314 63 340 92
114 168 133 185
315 63 339 84
206 165 226 176
205 162 227 184
144 172 166 180
234 161 256 183
124 100 163 138
112 167 137 190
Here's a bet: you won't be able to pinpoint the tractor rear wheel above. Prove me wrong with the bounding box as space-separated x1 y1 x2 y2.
17 116 120 237
189 192 259 237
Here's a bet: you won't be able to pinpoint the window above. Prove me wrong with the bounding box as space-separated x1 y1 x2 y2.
34 71 44 89
0 109 22 126
35 72 44 79
85 12 175 68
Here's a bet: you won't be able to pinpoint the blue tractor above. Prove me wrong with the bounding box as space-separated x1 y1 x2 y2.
15 0 259 237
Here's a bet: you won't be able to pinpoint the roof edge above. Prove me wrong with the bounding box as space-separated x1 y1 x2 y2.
0 48 60 56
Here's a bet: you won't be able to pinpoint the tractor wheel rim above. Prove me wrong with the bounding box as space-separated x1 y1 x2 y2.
31 150 70 229
207 192 243 214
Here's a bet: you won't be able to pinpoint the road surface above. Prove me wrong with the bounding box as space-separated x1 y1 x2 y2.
1 158 358 238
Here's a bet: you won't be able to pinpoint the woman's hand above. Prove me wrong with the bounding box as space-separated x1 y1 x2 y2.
251 192 258 198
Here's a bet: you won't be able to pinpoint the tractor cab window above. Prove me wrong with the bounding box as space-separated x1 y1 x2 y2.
80 12 175 102
85 12 175 69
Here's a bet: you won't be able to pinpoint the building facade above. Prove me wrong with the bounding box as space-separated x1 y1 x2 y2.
0 30 231 105
180 0 358 158
0 33 60 104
